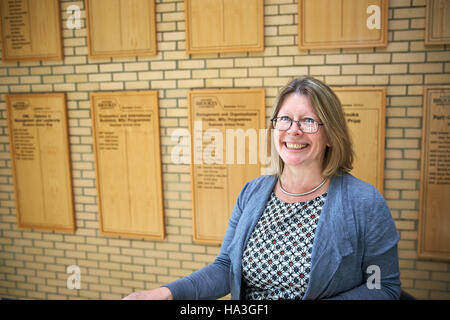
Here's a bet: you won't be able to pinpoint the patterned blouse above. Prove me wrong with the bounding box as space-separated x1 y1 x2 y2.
242 191 327 300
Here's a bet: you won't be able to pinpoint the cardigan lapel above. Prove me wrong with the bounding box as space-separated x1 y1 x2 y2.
228 175 277 299
303 174 354 300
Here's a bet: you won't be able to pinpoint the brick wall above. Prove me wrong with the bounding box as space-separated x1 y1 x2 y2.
0 0 449 300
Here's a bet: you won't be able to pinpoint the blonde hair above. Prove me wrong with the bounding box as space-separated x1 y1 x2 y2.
270 77 354 178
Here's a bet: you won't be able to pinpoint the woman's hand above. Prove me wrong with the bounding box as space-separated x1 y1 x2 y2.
122 287 173 300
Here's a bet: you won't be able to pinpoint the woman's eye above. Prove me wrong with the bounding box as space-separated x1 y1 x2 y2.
303 118 315 124
279 116 291 122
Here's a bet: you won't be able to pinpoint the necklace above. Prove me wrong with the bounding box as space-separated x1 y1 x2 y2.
278 178 327 197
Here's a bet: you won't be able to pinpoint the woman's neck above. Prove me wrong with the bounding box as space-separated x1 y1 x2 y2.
275 164 330 204
280 164 324 193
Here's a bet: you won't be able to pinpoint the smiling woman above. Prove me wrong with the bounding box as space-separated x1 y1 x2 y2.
123 77 401 300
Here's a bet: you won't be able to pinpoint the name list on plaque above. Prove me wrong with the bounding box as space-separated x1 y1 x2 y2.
334 87 386 194
0 0 63 61
189 89 266 244
91 91 164 239
6 94 74 231
419 86 450 261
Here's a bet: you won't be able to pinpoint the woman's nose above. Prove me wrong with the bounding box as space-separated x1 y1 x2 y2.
287 120 304 135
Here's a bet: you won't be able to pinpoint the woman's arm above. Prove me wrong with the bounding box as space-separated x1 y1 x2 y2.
326 245 401 300
161 197 245 299
327 190 401 300
122 286 173 300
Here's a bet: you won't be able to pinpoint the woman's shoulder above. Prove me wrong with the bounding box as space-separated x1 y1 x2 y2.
340 172 371 186
340 173 382 197
241 175 276 193
236 175 276 202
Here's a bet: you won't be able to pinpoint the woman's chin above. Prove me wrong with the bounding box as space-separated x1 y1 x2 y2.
280 155 306 167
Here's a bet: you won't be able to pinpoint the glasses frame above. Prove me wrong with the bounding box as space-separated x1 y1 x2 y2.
270 116 324 134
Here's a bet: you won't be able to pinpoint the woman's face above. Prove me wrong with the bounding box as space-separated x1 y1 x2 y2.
273 93 330 170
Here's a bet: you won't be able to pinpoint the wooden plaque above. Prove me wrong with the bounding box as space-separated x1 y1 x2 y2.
298 0 388 49
188 89 266 244
0 0 63 61
91 91 164 239
334 87 386 194
86 0 157 58
418 86 450 261
185 0 264 54
425 0 450 45
6 94 74 231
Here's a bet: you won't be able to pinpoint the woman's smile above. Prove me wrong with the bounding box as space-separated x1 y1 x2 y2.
284 142 308 151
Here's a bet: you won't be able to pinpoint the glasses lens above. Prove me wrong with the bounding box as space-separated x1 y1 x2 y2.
301 120 317 133
274 118 291 130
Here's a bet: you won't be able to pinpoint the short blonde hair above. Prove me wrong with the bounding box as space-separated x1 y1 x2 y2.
270 77 354 178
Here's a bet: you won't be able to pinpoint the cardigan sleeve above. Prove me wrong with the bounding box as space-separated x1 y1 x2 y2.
162 181 250 300
327 188 401 300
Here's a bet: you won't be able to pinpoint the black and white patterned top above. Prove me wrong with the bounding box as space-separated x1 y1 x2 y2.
242 191 327 300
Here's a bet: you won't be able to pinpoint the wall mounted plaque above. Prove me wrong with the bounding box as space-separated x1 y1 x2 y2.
185 0 264 54
334 87 386 194
298 0 388 49
86 0 157 58
425 0 450 45
188 89 266 244
0 0 63 61
418 86 450 261
91 91 164 239
6 94 74 231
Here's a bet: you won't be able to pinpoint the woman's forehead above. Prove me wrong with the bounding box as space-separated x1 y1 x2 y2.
278 94 317 116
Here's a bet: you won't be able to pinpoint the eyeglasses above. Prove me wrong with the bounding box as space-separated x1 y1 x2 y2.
271 116 323 133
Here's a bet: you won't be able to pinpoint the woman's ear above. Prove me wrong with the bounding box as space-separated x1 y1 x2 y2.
326 135 332 148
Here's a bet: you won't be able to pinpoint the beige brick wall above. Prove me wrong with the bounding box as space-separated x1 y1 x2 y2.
0 0 449 300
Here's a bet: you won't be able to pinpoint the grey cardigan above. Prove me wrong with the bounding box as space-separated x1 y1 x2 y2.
165 173 401 300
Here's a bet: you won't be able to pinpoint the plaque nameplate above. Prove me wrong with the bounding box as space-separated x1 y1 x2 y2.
188 89 266 244
299 0 388 49
91 91 164 239
185 0 264 54
6 94 74 231
418 86 450 261
425 0 450 45
86 0 157 58
0 0 63 61
334 87 386 194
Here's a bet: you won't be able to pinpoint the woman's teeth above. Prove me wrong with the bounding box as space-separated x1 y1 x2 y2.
285 143 307 150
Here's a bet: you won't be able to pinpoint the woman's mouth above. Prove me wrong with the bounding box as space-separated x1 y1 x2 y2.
285 142 308 150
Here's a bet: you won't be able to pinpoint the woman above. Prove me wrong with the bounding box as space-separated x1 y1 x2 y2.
124 77 401 300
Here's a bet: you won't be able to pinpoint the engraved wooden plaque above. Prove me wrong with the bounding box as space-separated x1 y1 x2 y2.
0 0 63 61
185 0 264 54
334 87 386 194
418 86 450 261
425 0 450 45
188 89 266 244
86 0 157 58
6 94 74 231
299 0 388 49
91 91 164 239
